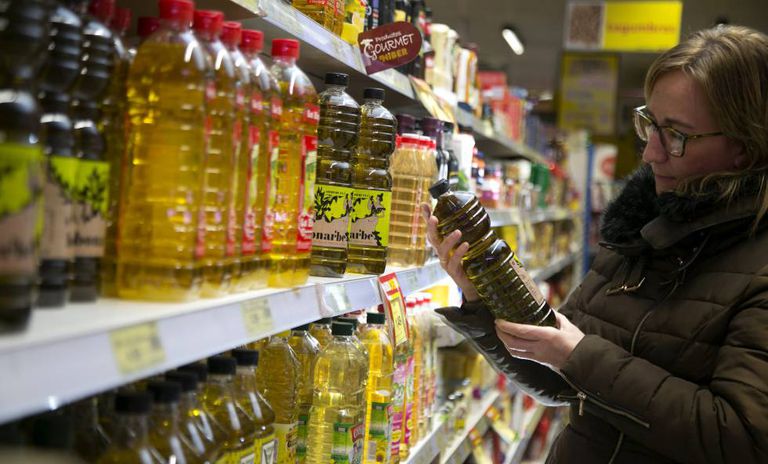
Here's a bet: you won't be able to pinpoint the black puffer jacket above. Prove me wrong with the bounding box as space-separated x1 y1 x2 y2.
438 165 768 463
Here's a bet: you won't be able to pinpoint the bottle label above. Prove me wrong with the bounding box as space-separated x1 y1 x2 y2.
262 130 280 253
302 104 320 125
312 183 351 249
332 422 364 464
402 355 415 446
256 433 278 464
41 155 78 260
242 126 261 256
73 159 109 258
296 135 317 252
274 421 298 464
348 190 392 248
390 360 407 458
296 413 309 459
271 96 283 120
0 143 43 275
366 402 392 464
510 253 546 306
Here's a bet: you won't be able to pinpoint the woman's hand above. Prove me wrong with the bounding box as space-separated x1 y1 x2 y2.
420 204 480 302
494 312 585 370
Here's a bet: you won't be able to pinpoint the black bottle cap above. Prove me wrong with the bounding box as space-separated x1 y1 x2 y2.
231 348 259 366
294 323 311 331
178 362 208 382
207 355 237 375
165 371 198 392
114 391 152 414
443 121 454 132
364 87 385 101
146 381 181 404
367 312 386 325
332 321 354 336
429 179 451 199
325 72 349 86
336 316 359 329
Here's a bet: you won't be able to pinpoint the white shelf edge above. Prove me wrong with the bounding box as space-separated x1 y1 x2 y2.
0 262 446 425
440 390 502 464
503 405 547 464
489 207 578 228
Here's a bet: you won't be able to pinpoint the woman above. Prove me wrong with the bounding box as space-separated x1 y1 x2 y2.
424 25 768 463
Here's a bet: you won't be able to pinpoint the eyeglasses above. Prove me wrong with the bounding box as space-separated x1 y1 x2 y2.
633 105 723 157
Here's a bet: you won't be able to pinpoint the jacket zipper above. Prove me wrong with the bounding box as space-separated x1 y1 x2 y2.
557 380 650 428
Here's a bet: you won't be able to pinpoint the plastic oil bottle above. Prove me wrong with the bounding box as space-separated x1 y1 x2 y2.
341 0 367 44
429 179 557 326
36 1 83 307
116 0 208 300
412 137 437 266
310 72 360 278
147 380 206 464
347 88 396 275
360 312 394 464
89 0 131 298
203 356 257 463
232 349 278 464
306 321 369 464
165 371 222 462
387 135 424 268
268 39 319 287
292 0 336 32
257 332 300 464
240 29 279 290
288 324 321 463
390 318 411 463
403 298 422 448
72 397 111 462
97 391 164 464
193 9 236 297
69 0 114 302
309 318 334 348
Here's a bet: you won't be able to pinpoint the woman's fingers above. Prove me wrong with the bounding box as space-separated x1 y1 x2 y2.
496 327 539 353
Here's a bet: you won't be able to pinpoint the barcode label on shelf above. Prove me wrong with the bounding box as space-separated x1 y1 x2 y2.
242 299 274 337
110 322 166 375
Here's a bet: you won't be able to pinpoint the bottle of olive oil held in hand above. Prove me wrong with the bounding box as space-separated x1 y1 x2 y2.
347 88 397 275
310 72 360 278
429 179 556 326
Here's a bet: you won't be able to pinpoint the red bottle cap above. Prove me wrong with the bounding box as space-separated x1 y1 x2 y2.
158 0 194 23
193 10 224 35
221 21 242 46
271 38 300 58
110 7 131 34
241 29 264 53
137 16 161 38
88 0 115 23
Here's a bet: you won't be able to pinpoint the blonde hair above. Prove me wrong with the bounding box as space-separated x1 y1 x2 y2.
644 25 768 227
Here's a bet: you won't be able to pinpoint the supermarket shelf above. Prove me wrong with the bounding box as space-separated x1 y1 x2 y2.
530 252 579 283
0 263 446 425
441 390 502 464
489 207 576 228
503 406 547 464
456 107 547 163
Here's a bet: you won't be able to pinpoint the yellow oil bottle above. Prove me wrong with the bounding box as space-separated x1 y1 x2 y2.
257 332 300 464
360 312 394 464
347 88 396 275
292 0 336 31
202 356 257 463
193 10 236 297
165 371 224 461
309 318 334 348
288 325 321 463
310 72 360 278
306 322 369 464
412 137 438 266
147 381 206 463
232 349 278 464
117 0 207 300
240 29 279 290
267 39 319 287
97 392 164 464
403 298 422 449
387 135 424 267
390 324 411 463
341 0 367 44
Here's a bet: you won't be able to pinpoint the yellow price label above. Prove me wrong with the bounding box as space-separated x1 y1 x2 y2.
242 298 274 337
110 322 166 375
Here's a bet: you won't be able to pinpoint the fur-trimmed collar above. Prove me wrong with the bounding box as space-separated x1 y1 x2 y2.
600 164 763 245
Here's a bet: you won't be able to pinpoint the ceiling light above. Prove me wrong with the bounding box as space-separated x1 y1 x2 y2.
502 27 524 55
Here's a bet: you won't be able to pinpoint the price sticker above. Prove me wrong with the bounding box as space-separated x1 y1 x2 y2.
110 322 166 375
324 284 352 314
242 298 274 337
378 273 409 347
401 270 420 293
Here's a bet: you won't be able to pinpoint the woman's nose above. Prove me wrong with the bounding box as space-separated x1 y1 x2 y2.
641 129 668 164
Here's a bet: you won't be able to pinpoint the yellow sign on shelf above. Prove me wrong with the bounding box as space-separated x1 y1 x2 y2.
110 322 166 375
604 1 682 51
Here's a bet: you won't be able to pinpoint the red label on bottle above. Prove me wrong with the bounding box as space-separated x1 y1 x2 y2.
261 130 280 253
296 135 317 252
302 104 320 125
271 96 283 119
251 90 264 114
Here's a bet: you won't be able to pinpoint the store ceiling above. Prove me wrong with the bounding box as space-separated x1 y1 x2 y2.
428 0 768 102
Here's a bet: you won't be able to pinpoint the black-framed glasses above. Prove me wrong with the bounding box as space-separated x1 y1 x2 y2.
633 105 723 157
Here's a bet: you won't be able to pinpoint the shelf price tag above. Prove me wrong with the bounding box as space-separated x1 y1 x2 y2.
378 273 409 347
110 322 166 375
323 284 352 315
242 298 274 337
